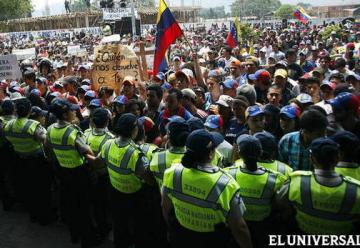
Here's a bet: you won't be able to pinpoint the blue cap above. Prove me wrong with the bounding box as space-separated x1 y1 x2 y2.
84 90 96 99
254 131 277 157
245 105 264 119
161 82 173 91
167 115 186 124
330 131 360 150
89 99 102 108
204 115 223 129
221 79 239 89
248 69 271 81
114 113 138 131
79 85 90 93
310 137 339 157
50 99 79 116
208 68 225 78
210 131 224 146
187 117 205 132
155 72 165 81
186 129 217 153
113 95 128 105
236 134 262 158
30 106 47 117
280 105 299 119
329 92 358 110
30 89 41 97
296 93 313 104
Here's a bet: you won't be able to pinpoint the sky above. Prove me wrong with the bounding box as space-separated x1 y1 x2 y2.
31 0 360 17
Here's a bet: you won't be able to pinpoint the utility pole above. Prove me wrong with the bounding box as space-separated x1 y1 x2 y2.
130 0 136 37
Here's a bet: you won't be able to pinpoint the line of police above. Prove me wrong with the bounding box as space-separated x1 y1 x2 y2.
1 97 360 248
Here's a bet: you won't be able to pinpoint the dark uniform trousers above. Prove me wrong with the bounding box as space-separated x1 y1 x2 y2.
0 145 16 210
90 173 111 237
15 154 53 224
167 211 235 248
58 166 97 247
110 186 149 248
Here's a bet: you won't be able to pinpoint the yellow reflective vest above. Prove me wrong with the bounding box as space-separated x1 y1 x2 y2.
288 170 360 234
47 124 84 168
4 118 42 156
335 162 360 181
150 147 185 189
163 164 240 232
101 139 144 194
225 162 286 221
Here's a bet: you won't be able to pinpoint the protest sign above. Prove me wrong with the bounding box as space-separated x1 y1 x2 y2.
92 44 140 91
12 48 36 60
67 45 81 56
0 55 22 81
103 8 138 21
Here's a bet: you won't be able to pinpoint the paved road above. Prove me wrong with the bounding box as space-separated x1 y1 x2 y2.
0 207 113 248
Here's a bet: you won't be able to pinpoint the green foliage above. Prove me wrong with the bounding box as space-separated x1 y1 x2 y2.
0 0 33 21
238 23 260 42
200 7 226 19
231 0 281 19
71 0 89 12
320 24 342 40
296 2 312 10
274 4 296 19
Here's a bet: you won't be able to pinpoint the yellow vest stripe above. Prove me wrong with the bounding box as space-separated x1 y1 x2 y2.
297 176 355 221
339 182 357 214
206 173 231 202
104 142 134 175
261 173 276 198
169 166 228 215
142 143 150 155
276 161 286 175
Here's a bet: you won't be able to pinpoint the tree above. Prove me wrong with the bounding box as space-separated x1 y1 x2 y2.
274 4 296 19
231 0 281 19
297 2 312 10
0 0 33 21
200 7 226 19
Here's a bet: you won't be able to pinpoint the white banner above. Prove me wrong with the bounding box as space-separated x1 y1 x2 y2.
0 55 22 81
67 45 82 56
102 8 138 21
12 48 36 61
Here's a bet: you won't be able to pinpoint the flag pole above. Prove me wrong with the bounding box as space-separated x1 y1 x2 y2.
181 30 195 54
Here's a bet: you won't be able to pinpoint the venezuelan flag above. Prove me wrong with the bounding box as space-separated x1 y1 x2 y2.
293 7 310 24
153 0 183 75
226 21 238 48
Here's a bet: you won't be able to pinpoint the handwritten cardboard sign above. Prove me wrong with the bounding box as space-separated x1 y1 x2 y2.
0 55 21 81
92 44 140 91
12 48 36 61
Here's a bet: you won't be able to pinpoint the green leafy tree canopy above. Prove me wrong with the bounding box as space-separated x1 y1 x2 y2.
0 0 33 21
274 4 296 19
231 0 281 19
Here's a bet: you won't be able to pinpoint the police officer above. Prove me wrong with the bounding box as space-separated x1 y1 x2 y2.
330 131 360 181
0 100 16 210
98 113 154 248
225 134 286 247
162 129 253 248
84 108 114 238
277 137 360 234
254 132 293 178
45 99 98 246
3 98 54 224
150 116 190 189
